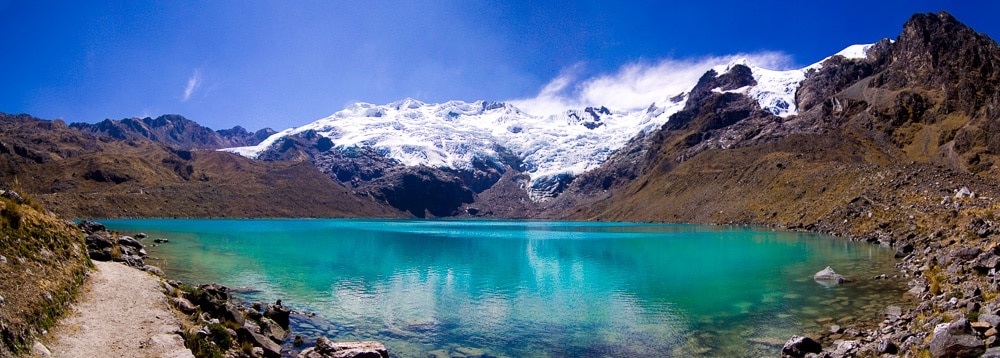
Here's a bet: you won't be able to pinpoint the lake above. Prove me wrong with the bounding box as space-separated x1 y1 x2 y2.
99 219 905 357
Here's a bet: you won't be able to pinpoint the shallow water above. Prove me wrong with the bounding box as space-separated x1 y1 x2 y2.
100 219 906 357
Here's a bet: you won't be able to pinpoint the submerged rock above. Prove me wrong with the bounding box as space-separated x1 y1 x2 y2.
297 337 388 358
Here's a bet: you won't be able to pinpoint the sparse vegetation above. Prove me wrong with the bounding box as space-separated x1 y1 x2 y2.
0 192 90 356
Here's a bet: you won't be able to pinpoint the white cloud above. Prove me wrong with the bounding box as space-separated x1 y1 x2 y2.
509 52 796 116
182 68 202 102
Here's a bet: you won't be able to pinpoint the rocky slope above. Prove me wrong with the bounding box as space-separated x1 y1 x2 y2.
0 113 402 219
548 11 1000 357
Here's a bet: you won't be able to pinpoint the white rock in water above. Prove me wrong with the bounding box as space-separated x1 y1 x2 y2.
814 266 846 283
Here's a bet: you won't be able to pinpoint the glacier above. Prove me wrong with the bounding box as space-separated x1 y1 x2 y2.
224 44 876 200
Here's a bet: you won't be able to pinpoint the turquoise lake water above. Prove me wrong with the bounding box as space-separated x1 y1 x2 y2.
99 219 905 357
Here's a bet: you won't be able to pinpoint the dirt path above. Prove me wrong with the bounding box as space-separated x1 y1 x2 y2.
44 261 193 358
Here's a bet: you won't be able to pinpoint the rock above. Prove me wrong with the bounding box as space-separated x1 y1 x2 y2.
297 337 389 358
31 341 50 357
782 336 822 357
0 294 4 305
117 236 143 249
972 321 993 331
884 305 903 319
136 232 148 239
956 187 976 198
877 338 898 354
981 314 1000 328
77 220 106 234
1 190 25 204
294 335 305 347
895 242 915 258
146 333 185 350
264 303 291 330
988 328 998 337
929 319 986 358
813 266 847 284
831 340 859 357
237 327 282 358
260 317 289 343
85 234 114 249
141 265 165 277
153 238 170 243
220 302 245 326
170 297 197 314
829 325 843 334
953 247 982 262
0 255 7 264
984 346 1000 358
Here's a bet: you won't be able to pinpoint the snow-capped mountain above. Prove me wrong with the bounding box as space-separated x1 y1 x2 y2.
224 44 875 200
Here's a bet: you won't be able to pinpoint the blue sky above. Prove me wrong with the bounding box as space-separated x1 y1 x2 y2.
2 1 998 131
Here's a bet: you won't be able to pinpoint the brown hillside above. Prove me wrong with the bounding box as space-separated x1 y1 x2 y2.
0 113 403 219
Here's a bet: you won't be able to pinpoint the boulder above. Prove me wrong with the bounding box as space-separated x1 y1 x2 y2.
813 266 847 284
981 314 1000 328
77 220 106 234
264 303 291 330
297 337 388 358
983 346 1000 358
31 341 50 357
87 249 111 261
929 319 986 358
141 265 164 277
877 338 898 354
781 336 822 357
85 234 114 250
237 327 281 358
116 236 144 249
220 302 245 326
136 233 148 239
884 305 903 320
260 317 289 343
170 297 197 315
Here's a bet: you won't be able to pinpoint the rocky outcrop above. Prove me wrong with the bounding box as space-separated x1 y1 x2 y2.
297 337 388 358
79 220 152 269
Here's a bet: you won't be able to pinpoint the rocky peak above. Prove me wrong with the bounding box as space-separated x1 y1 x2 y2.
684 64 758 113
71 115 273 150
877 11 1000 115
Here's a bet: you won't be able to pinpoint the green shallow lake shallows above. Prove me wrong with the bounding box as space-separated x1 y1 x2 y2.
99 219 906 357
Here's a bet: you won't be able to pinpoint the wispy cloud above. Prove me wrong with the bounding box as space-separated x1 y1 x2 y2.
509 52 796 116
182 68 202 102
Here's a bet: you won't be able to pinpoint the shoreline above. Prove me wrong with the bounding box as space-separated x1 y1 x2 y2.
103 219 916 357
